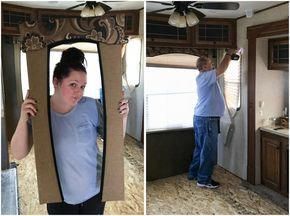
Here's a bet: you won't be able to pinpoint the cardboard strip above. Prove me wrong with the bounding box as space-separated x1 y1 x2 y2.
26 49 62 204
99 43 124 201
19 14 127 203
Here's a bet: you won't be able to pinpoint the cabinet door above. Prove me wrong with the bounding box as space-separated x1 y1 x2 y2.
124 12 140 35
268 37 288 71
261 135 281 192
192 18 236 48
2 3 35 36
147 14 192 47
281 138 289 196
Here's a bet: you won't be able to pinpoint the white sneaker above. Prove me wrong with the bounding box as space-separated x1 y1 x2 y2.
197 180 220 189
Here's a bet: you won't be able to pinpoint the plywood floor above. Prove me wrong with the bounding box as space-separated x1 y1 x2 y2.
10 135 144 215
146 166 288 215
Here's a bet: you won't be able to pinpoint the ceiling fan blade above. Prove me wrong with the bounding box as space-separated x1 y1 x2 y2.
188 8 206 20
99 2 112 12
193 2 240 10
66 3 86 10
148 7 175 14
147 1 174 6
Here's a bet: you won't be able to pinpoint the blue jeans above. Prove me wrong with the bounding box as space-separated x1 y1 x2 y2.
188 116 219 184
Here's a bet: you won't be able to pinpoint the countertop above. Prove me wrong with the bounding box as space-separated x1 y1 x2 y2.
260 125 289 138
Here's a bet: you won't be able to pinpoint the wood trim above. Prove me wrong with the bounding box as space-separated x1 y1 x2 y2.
146 63 196 69
146 46 208 57
1 2 35 12
247 37 256 184
247 19 288 184
247 19 289 39
2 3 140 36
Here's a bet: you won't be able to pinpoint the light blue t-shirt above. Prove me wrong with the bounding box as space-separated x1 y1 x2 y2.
194 69 225 117
50 97 102 204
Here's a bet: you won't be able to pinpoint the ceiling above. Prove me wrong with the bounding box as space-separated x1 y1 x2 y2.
147 1 287 19
2 0 285 19
4 1 286 18
3 1 144 11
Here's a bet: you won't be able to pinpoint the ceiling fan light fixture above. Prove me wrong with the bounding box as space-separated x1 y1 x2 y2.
168 11 180 26
94 4 106 16
186 11 199 27
177 15 187 28
80 5 92 17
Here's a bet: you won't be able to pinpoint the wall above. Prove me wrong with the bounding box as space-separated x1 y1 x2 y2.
218 3 288 180
126 10 144 142
255 37 288 183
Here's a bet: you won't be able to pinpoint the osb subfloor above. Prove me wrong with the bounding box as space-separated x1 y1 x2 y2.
10 135 144 215
146 166 288 215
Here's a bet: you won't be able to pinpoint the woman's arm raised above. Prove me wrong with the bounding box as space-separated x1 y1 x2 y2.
11 90 37 160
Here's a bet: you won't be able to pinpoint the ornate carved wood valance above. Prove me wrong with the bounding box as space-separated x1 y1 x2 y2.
19 14 128 52
146 46 209 57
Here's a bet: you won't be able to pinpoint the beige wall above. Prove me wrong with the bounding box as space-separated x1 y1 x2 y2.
218 3 289 181
256 37 288 128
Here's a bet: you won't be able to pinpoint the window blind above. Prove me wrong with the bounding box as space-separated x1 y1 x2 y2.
146 67 199 131
223 58 241 110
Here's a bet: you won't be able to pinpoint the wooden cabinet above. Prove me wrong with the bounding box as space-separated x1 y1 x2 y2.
147 14 193 47
2 3 35 36
123 11 140 35
261 133 281 191
281 137 289 196
268 37 289 71
192 18 236 48
147 14 237 48
261 131 289 196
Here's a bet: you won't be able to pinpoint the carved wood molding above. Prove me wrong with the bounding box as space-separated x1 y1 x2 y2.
146 46 208 57
19 14 127 52
247 19 288 39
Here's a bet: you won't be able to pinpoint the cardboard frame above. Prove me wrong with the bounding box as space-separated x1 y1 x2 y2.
19 15 127 203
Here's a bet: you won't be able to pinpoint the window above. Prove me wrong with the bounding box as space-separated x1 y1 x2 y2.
146 67 198 131
124 37 142 88
223 58 241 111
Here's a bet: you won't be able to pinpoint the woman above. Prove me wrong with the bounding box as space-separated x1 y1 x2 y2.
11 47 129 214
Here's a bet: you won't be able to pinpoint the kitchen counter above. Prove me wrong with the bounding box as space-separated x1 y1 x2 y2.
260 125 289 138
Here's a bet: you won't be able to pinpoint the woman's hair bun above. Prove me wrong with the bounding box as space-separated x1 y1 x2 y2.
60 47 85 65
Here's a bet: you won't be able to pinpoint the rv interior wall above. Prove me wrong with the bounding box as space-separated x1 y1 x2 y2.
126 10 144 142
218 3 289 181
255 37 288 184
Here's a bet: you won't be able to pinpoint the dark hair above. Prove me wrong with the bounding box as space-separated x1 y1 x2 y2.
196 56 209 71
53 47 87 81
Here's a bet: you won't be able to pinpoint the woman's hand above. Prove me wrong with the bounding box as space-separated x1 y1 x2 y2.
20 90 37 123
118 98 129 118
118 93 129 138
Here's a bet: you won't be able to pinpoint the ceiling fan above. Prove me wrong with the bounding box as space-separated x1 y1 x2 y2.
66 1 112 17
148 1 240 28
